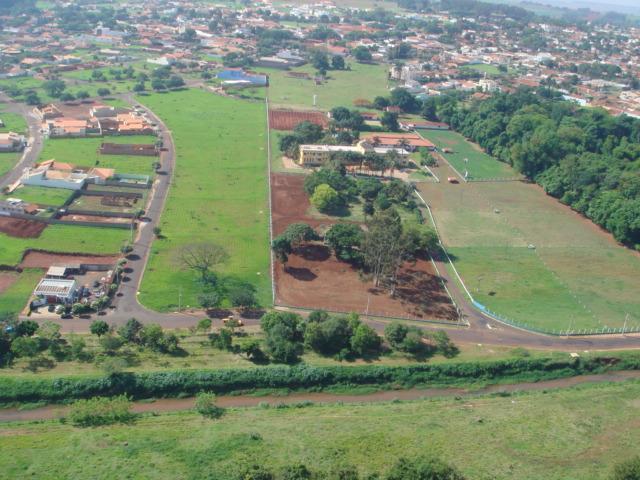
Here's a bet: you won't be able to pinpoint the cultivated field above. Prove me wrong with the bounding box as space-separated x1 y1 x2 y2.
269 108 329 130
418 176 640 331
2 380 640 479
136 89 271 311
422 129 519 180
38 134 158 176
266 62 390 110
272 173 457 321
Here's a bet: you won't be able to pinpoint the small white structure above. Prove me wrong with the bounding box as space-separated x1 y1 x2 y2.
0 198 28 216
0 132 26 152
33 278 78 304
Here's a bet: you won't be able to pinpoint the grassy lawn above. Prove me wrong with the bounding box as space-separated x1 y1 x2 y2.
0 225 128 267
2 380 640 479
39 135 158 176
266 63 390 110
0 269 42 314
422 130 518 180
8 186 73 207
136 89 271 311
0 111 27 134
418 180 640 331
462 63 502 75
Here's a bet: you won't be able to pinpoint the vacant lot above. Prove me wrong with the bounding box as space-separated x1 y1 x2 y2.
8 185 73 207
39 134 158 176
0 269 42 314
0 109 27 177
136 90 271 311
0 217 46 238
266 62 390 110
269 108 329 130
272 173 457 321
423 130 518 180
1 381 640 479
418 176 640 331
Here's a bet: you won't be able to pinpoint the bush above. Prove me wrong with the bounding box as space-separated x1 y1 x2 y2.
67 395 135 427
385 456 466 480
194 392 225 419
612 456 640 480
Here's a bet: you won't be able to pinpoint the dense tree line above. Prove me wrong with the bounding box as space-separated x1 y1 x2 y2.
424 88 640 248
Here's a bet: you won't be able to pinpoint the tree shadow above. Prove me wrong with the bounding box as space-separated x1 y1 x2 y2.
286 267 317 281
295 244 330 262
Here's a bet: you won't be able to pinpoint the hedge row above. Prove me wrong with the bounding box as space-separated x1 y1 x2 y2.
2 355 639 403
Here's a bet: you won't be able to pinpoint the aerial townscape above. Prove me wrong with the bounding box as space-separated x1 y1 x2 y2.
0 0 639 478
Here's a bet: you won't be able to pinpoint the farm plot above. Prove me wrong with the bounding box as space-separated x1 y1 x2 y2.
136 90 271 311
272 173 458 322
0 217 46 238
269 108 329 130
418 179 640 331
38 135 158 176
423 130 519 181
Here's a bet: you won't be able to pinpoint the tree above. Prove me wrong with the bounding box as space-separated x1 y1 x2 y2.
99 335 124 355
373 96 390 110
325 223 363 263
195 392 225 419
25 91 41 105
238 338 266 362
272 235 293 268
209 328 234 351
197 318 212 332
139 323 164 351
310 50 330 71
311 184 341 213
353 46 373 63
304 316 352 356
96 87 111 96
15 320 39 337
282 223 319 247
362 209 405 293
177 243 229 282
133 82 146 92
351 324 382 357
10 336 40 358
166 75 185 89
381 111 400 132
384 321 409 349
385 456 466 480
43 79 66 98
117 318 143 344
198 291 221 310
151 79 166 90
90 320 110 337
389 88 419 113
260 311 304 364
228 285 258 311
331 55 345 70
612 457 640 480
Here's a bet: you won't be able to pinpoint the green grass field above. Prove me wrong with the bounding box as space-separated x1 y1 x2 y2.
0 225 128 267
39 135 158 176
0 109 27 176
0 269 42 314
1 380 639 479
136 89 271 311
266 63 390 110
422 130 519 180
462 63 502 75
419 180 640 331
8 185 73 207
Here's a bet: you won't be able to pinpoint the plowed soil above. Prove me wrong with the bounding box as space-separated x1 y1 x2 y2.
269 109 329 130
271 173 457 321
0 217 47 238
0 272 18 294
19 251 120 269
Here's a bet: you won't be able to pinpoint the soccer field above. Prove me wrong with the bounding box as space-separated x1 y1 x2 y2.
419 179 640 332
136 90 271 311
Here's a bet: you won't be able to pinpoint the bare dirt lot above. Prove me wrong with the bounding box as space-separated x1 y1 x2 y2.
0 272 18 294
269 109 329 131
0 216 47 238
58 214 131 224
19 252 120 269
271 173 457 321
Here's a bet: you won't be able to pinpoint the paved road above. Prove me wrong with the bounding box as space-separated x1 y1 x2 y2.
5 90 638 351
0 94 43 189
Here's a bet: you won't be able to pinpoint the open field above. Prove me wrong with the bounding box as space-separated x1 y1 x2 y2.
39 135 158 176
422 129 519 180
269 108 329 130
0 225 129 267
0 269 43 314
8 185 73 207
266 63 390 110
0 109 27 176
272 173 457 321
2 380 640 479
418 176 640 331
136 89 271 311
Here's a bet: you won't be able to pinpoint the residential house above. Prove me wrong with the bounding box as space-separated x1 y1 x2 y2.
0 132 26 152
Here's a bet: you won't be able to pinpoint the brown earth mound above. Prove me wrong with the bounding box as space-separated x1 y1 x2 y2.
0 217 47 238
269 109 329 131
271 173 457 321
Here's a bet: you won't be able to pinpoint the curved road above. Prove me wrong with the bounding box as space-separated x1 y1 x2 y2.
4 92 639 351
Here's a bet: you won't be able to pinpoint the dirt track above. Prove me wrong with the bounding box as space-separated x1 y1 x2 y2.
271 173 458 321
0 216 46 238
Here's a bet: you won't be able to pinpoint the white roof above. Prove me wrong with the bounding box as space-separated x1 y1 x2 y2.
46 266 68 277
34 278 77 297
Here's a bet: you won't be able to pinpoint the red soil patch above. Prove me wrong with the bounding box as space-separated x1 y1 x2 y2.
269 109 329 131
271 173 457 321
0 217 47 238
0 272 18 294
19 252 120 269
58 214 130 224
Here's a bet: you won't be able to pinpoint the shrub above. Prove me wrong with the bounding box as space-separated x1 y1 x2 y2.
194 392 225 419
67 395 135 427
612 456 640 480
